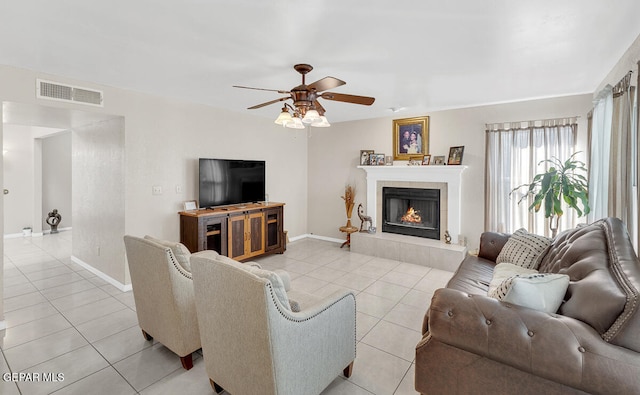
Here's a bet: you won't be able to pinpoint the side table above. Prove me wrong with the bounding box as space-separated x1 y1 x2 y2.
339 225 359 248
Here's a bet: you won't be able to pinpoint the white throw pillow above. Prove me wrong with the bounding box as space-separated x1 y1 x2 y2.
488 262 538 295
496 228 552 270
144 235 192 272
488 273 570 314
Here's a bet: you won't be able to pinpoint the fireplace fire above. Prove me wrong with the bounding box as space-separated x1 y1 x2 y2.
382 187 440 239
401 207 422 223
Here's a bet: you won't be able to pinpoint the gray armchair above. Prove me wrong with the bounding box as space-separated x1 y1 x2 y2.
191 251 356 395
123 235 201 370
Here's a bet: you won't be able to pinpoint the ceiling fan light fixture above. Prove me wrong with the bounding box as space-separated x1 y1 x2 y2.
311 115 330 128
302 109 321 124
274 108 293 125
285 116 305 129
235 63 375 130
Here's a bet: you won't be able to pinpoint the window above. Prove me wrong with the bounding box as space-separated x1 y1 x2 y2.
485 119 578 236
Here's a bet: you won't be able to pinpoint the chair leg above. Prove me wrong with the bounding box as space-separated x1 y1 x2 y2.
180 354 194 370
343 361 354 378
141 329 153 341
210 379 224 393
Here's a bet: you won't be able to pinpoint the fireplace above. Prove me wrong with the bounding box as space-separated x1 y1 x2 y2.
382 187 440 239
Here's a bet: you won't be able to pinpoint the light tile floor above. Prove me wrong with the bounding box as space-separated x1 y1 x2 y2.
0 231 454 395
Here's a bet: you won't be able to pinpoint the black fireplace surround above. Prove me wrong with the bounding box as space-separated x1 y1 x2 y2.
382 187 440 240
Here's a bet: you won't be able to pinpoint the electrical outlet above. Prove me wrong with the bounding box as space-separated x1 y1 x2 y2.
152 185 163 195
176 185 183 194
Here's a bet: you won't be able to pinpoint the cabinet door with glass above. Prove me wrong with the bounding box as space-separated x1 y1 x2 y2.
265 207 284 252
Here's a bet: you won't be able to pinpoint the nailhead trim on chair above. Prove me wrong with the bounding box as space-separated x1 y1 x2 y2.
266 282 355 322
265 282 358 359
165 248 193 280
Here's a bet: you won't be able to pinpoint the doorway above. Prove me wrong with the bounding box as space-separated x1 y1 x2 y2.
2 101 126 284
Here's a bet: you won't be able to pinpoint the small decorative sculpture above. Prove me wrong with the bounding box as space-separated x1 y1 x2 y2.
46 209 62 234
339 184 359 248
357 203 373 233
444 230 452 244
341 184 356 229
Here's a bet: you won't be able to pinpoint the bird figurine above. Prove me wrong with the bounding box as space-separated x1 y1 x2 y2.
357 203 373 232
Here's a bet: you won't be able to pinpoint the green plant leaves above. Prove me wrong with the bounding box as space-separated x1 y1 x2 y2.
510 152 590 219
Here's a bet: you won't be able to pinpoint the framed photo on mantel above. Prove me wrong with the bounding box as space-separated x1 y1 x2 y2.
360 150 374 166
392 116 429 160
447 146 465 165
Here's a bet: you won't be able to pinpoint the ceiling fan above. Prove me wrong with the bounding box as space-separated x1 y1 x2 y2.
233 64 375 128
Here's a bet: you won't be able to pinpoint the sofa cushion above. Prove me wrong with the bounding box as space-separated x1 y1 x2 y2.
538 218 640 351
496 228 551 269
445 255 496 295
478 232 511 262
488 272 570 313
144 235 192 272
488 262 538 296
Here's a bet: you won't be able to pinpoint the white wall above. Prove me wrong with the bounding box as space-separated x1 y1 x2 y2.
595 33 640 93
42 132 72 231
0 120 3 324
73 118 126 283
308 94 593 249
0 64 309 287
3 125 35 234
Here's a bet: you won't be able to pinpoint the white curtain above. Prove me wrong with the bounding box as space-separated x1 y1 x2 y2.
485 119 577 236
588 86 613 222
588 70 638 252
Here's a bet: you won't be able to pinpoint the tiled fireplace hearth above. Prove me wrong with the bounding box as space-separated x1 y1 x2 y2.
352 165 467 270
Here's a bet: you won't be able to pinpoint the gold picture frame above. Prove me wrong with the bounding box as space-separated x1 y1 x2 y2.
393 116 429 160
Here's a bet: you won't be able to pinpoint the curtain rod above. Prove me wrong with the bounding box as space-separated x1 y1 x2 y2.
485 116 579 131
612 70 634 96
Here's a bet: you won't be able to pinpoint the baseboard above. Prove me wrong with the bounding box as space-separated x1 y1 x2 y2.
4 227 71 239
70 255 132 292
43 227 72 235
3 232 43 239
288 233 310 242
307 234 344 244
4 233 25 239
288 233 344 244
0 320 5 331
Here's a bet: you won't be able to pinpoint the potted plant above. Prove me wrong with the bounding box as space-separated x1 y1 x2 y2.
511 152 590 237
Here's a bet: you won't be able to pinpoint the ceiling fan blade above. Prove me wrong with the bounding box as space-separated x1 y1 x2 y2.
233 85 290 94
307 77 346 93
247 96 290 109
321 92 375 106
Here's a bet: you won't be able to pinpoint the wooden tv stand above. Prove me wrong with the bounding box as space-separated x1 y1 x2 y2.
179 202 285 261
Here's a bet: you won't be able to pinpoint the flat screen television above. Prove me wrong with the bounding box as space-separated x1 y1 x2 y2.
199 158 266 208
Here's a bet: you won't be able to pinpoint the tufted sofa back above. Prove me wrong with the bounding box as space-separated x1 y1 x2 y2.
538 217 640 352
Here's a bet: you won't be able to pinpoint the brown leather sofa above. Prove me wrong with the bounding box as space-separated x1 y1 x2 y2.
415 217 640 395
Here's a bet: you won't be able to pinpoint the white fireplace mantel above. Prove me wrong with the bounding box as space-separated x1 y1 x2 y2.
358 165 467 243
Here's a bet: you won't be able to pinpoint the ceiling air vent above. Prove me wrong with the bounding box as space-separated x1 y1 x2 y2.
36 79 103 107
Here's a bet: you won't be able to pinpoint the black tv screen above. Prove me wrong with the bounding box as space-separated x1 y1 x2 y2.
199 158 266 208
